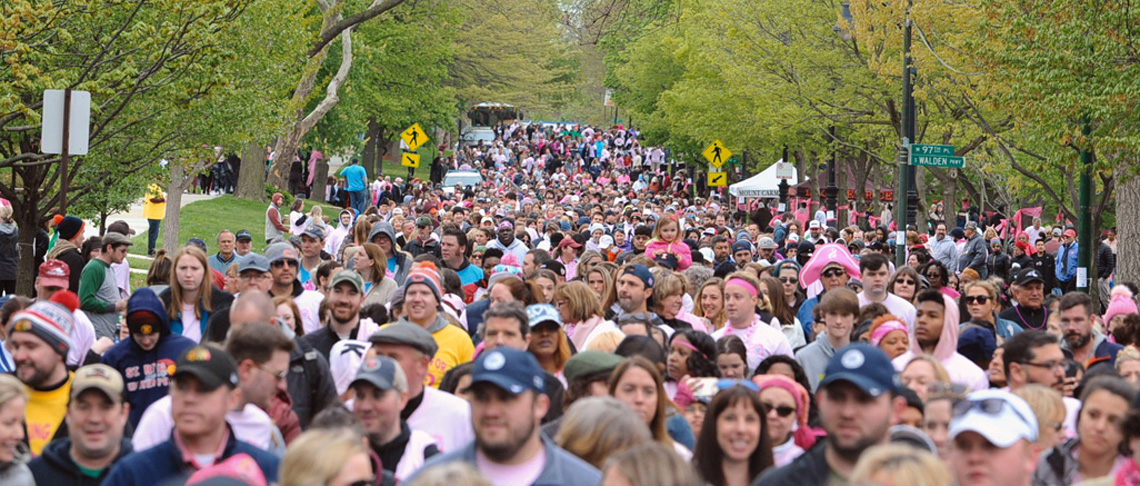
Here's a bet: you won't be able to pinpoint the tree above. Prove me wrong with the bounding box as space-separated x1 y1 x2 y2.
266 0 409 191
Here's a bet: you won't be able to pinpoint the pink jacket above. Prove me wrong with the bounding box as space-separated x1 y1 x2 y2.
645 239 692 270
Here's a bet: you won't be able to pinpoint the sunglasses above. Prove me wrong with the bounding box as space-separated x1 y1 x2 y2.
926 382 968 398
271 260 297 269
761 402 796 418
964 295 990 304
822 268 846 278
778 277 797 284
925 273 942 280
952 397 1033 426
895 278 916 286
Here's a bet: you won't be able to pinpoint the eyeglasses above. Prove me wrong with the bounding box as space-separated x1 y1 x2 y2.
1020 360 1065 372
761 402 796 418
926 382 968 399
271 260 297 269
964 295 990 305
895 279 916 286
952 397 1034 427
778 277 797 284
925 272 942 280
822 268 846 278
258 364 288 382
239 273 271 281
716 378 760 392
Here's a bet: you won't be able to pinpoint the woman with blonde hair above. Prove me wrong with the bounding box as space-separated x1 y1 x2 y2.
849 444 953 486
555 396 653 469
900 355 951 402
694 277 727 330
353 243 397 306
161 246 233 343
602 442 703 486
584 330 625 353
1012 383 1068 450
584 265 613 302
279 428 374 486
0 374 31 484
553 281 617 350
654 271 709 333
1117 345 1140 387
0 204 16 296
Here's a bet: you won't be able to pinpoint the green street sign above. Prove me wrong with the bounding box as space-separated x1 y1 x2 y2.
911 144 954 156
910 144 964 168
727 157 739 165
913 154 965 168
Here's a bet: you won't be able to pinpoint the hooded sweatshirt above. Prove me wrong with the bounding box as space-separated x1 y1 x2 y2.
102 288 198 428
891 292 989 391
29 437 133 485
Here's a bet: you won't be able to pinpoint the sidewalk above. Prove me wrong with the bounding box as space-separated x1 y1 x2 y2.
84 192 219 272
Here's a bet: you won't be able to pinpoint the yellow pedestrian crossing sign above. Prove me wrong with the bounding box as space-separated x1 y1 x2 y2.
401 124 429 152
703 140 731 169
401 152 421 168
708 172 727 187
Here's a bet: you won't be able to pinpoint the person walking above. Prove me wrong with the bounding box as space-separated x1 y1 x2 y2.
143 181 166 257
340 158 369 215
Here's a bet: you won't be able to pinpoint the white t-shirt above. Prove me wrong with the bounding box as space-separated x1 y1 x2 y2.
408 387 474 453
858 292 917 328
180 302 202 343
131 395 274 451
711 315 794 371
476 448 546 486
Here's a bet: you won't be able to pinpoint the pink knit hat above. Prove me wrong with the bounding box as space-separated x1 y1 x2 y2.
1103 291 1138 326
752 374 817 449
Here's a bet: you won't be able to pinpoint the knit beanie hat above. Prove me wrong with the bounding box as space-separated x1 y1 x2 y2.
57 216 84 241
11 298 76 358
1103 293 1139 326
405 261 442 304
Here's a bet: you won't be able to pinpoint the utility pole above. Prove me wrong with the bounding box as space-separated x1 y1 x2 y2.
1077 118 1092 294
894 0 915 269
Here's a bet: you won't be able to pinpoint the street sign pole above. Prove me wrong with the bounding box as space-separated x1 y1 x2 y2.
60 89 71 213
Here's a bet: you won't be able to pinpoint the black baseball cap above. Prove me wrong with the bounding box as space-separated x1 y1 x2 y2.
1014 267 1045 286
235 230 253 242
173 345 239 391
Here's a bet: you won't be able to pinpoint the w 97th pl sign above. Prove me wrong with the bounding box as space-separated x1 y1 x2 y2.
910 144 964 168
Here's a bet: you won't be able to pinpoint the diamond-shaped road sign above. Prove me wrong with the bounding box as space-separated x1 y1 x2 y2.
401 123 429 152
703 140 732 169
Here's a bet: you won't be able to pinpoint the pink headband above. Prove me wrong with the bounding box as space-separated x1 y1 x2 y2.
870 320 908 346
726 278 758 298
673 339 708 361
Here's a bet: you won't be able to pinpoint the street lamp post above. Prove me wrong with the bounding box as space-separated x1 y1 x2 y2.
892 0 916 268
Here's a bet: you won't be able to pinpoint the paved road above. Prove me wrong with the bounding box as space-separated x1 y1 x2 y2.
83 192 218 240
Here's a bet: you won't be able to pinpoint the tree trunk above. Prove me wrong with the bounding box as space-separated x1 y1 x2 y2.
914 165 928 232
161 166 188 255
312 157 330 203
14 204 39 297
1117 167 1140 297
236 142 267 202
363 117 380 179
385 137 401 179
269 30 355 189
941 169 958 228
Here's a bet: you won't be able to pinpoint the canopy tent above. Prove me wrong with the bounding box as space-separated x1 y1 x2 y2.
729 160 802 198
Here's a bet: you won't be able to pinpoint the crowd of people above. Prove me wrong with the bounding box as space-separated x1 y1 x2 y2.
0 121 1131 486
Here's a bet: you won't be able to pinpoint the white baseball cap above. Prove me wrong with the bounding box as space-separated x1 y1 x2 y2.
949 389 1038 447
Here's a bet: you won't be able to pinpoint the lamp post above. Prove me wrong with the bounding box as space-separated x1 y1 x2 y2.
779 146 790 208
892 0 916 268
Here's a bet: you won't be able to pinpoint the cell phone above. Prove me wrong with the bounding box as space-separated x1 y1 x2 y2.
1064 359 1082 379
691 378 720 398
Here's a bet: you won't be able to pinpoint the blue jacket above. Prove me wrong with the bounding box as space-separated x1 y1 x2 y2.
1055 241 1079 282
406 434 600 486
797 295 821 342
102 429 279 486
102 289 198 428
29 437 133 485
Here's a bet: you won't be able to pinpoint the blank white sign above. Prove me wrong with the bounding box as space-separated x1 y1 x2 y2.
41 90 91 155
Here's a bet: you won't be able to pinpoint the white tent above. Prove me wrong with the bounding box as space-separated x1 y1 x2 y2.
729 159 801 198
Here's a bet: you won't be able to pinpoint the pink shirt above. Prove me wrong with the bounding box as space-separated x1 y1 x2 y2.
476 447 546 486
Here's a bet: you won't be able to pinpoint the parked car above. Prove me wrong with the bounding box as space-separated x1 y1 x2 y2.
460 127 496 147
442 170 483 195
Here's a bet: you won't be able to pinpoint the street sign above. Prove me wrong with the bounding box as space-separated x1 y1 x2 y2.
910 144 954 156
703 140 732 169
775 162 794 180
41 90 91 155
727 157 739 165
708 172 727 187
909 144 964 168
401 152 421 168
401 123 429 152
912 154 965 168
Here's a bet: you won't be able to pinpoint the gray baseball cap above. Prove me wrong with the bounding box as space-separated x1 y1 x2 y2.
265 242 300 264
237 253 270 273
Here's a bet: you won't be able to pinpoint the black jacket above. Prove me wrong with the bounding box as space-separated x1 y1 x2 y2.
288 338 339 429
1097 242 1116 278
1032 254 1057 293
29 437 134 485
753 441 828 486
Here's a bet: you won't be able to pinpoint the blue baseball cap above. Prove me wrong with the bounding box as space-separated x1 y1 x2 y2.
471 348 545 395
818 343 901 397
621 264 655 289
351 355 406 392
526 304 561 328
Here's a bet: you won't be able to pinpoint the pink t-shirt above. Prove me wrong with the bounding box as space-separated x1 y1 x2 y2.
476 448 546 486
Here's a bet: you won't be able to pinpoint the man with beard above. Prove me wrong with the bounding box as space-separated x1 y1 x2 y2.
1059 292 1122 369
756 344 905 486
29 364 133 485
9 300 76 456
930 223 958 272
266 243 324 334
392 262 474 388
999 268 1050 331
857 253 916 327
350 355 440 481
488 220 528 263
615 264 656 319
299 270 380 359
407 347 600 485
1003 330 1081 438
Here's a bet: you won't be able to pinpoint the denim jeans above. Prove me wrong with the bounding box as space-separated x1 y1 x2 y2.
147 218 161 255
350 189 368 214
